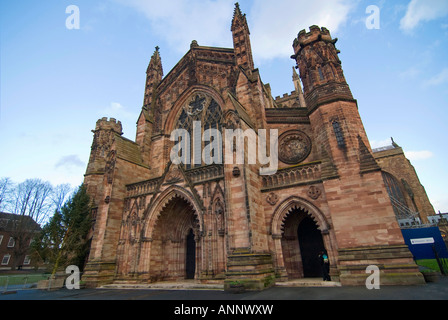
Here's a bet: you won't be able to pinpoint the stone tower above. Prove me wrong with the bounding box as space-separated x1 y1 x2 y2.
291 26 422 285
84 117 123 202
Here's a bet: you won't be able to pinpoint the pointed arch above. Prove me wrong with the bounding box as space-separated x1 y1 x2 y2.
164 84 226 134
271 195 330 237
141 185 204 240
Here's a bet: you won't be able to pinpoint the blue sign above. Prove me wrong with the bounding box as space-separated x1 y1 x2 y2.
401 227 448 260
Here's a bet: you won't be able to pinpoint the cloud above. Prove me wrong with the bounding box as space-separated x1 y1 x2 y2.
400 0 448 31
398 66 421 79
422 68 448 88
431 196 448 213
55 155 86 169
370 138 393 149
116 0 357 61
100 102 134 120
249 0 356 61
116 0 234 52
404 150 434 161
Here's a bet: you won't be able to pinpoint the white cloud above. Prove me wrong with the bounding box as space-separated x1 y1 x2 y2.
370 138 392 149
116 0 357 61
404 150 434 161
249 0 356 61
55 155 86 169
431 196 448 213
422 68 448 88
400 0 448 31
116 0 234 52
399 66 421 79
100 102 134 120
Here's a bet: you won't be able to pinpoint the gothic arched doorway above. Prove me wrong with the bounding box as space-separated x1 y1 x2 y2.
147 195 201 281
297 216 326 277
280 207 327 279
186 229 196 279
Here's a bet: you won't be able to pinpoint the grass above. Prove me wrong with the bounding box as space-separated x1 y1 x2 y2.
0 272 50 287
415 259 448 273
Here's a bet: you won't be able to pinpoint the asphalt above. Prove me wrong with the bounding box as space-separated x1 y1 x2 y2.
1 277 447 300
1 279 446 319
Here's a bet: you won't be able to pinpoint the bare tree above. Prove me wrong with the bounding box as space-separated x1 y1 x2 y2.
0 177 77 269
8 179 54 269
0 177 13 211
51 183 73 213
12 179 54 225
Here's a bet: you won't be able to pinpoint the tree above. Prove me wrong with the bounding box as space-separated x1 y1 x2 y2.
32 184 92 274
8 179 53 269
0 177 13 211
12 179 54 225
51 183 73 213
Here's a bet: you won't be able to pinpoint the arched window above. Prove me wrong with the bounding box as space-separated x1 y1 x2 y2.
176 94 223 169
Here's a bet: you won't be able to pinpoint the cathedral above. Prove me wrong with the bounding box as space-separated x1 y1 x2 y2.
82 4 434 289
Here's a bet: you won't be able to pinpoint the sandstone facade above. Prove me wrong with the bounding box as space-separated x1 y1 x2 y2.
82 4 432 289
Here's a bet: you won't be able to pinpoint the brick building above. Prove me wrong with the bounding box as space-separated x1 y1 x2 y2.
82 4 434 289
0 212 41 270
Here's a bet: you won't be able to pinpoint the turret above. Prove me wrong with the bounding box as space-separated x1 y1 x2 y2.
291 26 374 173
292 26 353 113
86 117 122 175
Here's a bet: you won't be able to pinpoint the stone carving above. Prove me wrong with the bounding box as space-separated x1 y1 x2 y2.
278 130 311 164
185 94 206 116
165 168 183 183
266 192 279 205
105 151 116 184
214 199 225 234
307 185 321 200
225 111 240 130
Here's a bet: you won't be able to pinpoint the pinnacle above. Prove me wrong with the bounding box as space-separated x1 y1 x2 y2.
152 46 161 60
233 2 242 18
231 2 248 32
146 45 163 79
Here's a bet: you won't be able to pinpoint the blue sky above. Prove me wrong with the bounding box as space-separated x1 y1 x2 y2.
1 0 447 212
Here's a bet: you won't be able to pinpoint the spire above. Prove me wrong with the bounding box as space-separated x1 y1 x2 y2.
231 3 254 70
146 46 163 80
292 67 306 108
144 46 163 106
292 66 299 80
232 3 244 25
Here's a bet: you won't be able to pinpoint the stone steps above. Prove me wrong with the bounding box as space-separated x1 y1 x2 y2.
100 278 341 290
275 278 341 287
101 280 223 290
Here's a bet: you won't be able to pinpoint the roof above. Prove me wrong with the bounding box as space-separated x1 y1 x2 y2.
114 134 147 167
0 212 41 232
